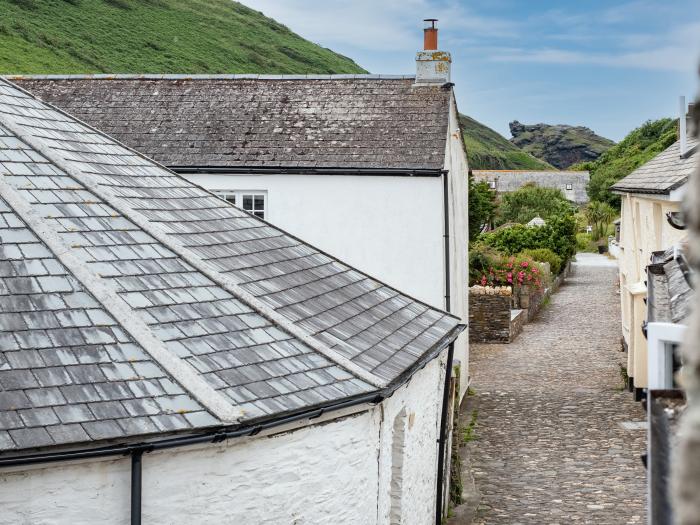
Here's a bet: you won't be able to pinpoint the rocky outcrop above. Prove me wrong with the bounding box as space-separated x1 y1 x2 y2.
509 121 615 169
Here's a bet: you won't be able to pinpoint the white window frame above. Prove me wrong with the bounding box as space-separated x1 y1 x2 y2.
213 190 267 219
647 321 686 389
489 181 496 190
565 183 573 191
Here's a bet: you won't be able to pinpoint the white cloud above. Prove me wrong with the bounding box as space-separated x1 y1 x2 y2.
241 0 517 52
488 21 700 73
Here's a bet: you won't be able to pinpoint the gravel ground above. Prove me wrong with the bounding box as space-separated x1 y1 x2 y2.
466 254 647 525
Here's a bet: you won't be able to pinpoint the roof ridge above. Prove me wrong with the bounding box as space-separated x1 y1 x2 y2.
0 84 385 389
5 74 416 81
0 169 241 424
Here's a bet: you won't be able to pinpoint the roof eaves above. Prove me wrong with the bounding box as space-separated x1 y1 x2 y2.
4 73 416 81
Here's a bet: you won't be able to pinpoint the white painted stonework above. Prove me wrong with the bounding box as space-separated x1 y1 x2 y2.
0 354 446 525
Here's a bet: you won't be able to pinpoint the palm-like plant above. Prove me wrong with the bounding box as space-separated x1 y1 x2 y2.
585 201 616 241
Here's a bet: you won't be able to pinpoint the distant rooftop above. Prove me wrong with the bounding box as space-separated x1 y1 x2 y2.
0 79 462 453
12 75 451 172
611 138 698 195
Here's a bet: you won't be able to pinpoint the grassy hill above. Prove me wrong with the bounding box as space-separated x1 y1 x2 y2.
574 118 678 207
0 0 366 74
460 114 554 170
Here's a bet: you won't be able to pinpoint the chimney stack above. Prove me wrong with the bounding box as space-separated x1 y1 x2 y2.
424 18 438 50
415 19 451 84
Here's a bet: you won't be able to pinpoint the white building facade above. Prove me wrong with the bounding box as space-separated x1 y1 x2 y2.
612 131 697 396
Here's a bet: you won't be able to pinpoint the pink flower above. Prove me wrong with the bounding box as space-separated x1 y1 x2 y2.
521 261 529 268
480 275 487 286
532 267 538 274
506 272 513 284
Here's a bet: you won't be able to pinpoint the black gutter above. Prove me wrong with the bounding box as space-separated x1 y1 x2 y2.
170 165 446 178
435 342 455 525
442 171 451 312
131 450 144 525
435 170 453 525
0 391 384 469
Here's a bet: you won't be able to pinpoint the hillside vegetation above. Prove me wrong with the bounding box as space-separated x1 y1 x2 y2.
576 118 678 207
0 0 366 74
510 121 614 169
460 115 554 170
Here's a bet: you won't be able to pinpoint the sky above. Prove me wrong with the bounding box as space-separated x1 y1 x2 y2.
241 0 700 142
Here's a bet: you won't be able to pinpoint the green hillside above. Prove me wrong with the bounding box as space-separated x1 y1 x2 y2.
0 0 366 74
460 114 555 170
575 118 678 207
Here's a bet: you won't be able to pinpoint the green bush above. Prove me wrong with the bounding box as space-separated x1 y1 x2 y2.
520 248 562 275
576 233 596 252
468 244 504 285
478 214 577 263
495 183 574 226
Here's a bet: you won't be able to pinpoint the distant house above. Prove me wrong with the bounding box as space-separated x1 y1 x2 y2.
14 27 470 398
472 169 590 204
0 78 464 523
611 110 697 398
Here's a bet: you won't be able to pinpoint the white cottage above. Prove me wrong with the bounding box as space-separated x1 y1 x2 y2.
611 108 697 398
15 24 470 398
0 79 464 524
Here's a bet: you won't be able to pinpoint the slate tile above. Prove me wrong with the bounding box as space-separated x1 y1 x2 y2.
66 364 105 384
81 420 123 440
60 384 102 403
0 369 38 389
117 416 159 436
18 407 59 427
54 403 93 424
9 427 53 448
0 410 23 430
26 387 66 407
47 423 90 445
0 430 16 450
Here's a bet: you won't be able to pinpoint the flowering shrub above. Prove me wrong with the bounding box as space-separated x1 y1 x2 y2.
473 254 544 290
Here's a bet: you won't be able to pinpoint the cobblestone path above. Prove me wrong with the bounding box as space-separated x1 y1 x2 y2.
467 254 647 524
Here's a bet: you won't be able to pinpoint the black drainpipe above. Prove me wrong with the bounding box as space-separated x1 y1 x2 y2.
131 450 143 525
435 170 453 525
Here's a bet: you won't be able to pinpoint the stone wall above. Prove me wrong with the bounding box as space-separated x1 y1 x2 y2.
469 292 512 343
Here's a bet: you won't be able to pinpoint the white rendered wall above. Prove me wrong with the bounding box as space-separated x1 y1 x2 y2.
444 94 470 399
617 191 686 387
0 356 446 525
183 172 445 308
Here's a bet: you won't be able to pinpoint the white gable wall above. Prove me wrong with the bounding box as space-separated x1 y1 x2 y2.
0 354 446 525
444 93 470 398
184 172 445 310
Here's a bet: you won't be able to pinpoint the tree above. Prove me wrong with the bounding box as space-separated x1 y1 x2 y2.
579 118 678 207
496 183 573 226
584 200 616 241
468 173 497 242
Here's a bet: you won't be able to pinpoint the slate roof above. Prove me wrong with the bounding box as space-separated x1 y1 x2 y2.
13 75 451 171
0 79 462 453
611 138 698 194
647 246 693 325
